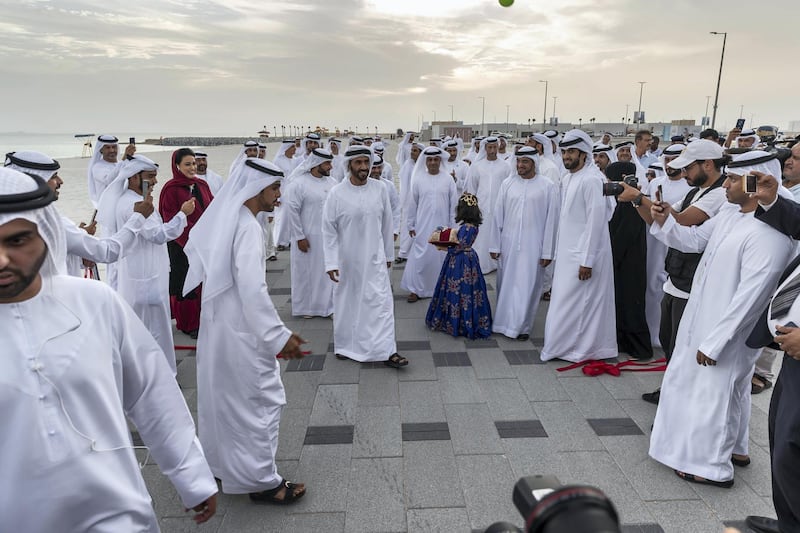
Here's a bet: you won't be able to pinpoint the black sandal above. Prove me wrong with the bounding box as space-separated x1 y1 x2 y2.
385 353 409 368
249 478 306 505
731 455 751 467
674 470 733 488
335 353 351 361
751 373 772 395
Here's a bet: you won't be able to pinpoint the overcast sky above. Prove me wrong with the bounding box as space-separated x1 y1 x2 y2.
2 0 796 136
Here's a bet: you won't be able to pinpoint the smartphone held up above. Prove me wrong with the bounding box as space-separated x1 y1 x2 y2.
744 174 757 194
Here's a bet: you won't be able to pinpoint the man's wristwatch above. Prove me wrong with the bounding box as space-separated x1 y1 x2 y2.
632 193 645 207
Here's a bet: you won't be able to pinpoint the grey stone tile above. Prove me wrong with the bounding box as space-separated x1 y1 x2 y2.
432 351 472 367
588 418 644 436
456 454 520 530
478 378 537 421
277 407 311 460
617 399 658 437
620 526 665 533
407 508 471 533
399 381 446 423
357 369 399 406
353 406 402 458
502 438 570 482
689 474 775 524
270 287 291 295
557 450 655 525
403 441 465 508
309 384 358 426
446 403 505 455
398 340 431 351
495 420 547 438
304 425 355 445
749 404 770 448
429 331 469 352
141 464 182 514
160 513 227 533
561 378 630 419
181 389 197 412
437 367 485 404
318 355 361 385
395 317 432 341
514 366 571 402
397 352 437 382
285 353 326 372
645 500 726 533
534 401 604 452
467 348 517 378
402 422 451 441
176 356 197 389
282 372 321 409
503 349 545 365
292 444 352 513
345 458 406 532
283 513 345 533
463 337 498 348
735 442 773 497
214 495 287 533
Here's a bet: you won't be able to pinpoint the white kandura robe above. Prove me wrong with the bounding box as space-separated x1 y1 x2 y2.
401 170 458 297
445 159 470 195
641 176 692 347
490 174 559 338
322 178 396 361
115 190 187 374
380 177 401 236
397 158 416 259
285 172 336 317
1 276 215 532
466 157 512 273
62 213 144 278
197 207 293 494
197 169 224 195
88 159 118 207
648 206 793 482
541 164 617 362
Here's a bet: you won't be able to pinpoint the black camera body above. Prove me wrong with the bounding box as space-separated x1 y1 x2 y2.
602 174 638 197
485 475 620 533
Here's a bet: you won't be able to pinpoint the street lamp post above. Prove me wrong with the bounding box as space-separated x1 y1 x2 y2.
539 80 548 128
432 110 437 122
552 96 558 125
478 96 486 136
637 81 646 124
704 95 711 126
739 104 744 119
506 104 510 134
625 104 630 125
710 31 728 129
448 104 454 121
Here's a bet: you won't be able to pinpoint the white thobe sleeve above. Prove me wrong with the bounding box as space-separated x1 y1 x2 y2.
465 166 479 195
448 176 458 226
234 223 293 355
140 212 187 245
388 182 401 234
64 214 145 264
284 182 306 242
579 177 610 268
697 238 789 361
542 182 559 261
648 211 719 253
113 292 217 509
489 183 506 255
381 186 395 262
407 178 420 233
322 193 340 272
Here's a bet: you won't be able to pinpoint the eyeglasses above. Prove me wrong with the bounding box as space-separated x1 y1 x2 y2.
681 160 702 172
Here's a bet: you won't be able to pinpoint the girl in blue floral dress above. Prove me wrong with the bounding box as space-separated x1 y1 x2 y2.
425 193 492 339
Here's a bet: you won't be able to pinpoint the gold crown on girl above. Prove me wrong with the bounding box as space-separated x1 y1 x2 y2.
459 193 478 207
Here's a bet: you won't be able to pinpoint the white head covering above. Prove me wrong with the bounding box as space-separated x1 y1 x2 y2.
396 131 416 166
735 128 759 148
0 167 66 278
372 142 386 154
647 161 666 180
530 133 556 162
296 148 334 174
300 133 322 156
342 145 374 179
229 140 260 176
5 151 60 181
411 146 446 181
87 135 119 205
183 158 284 300
512 146 539 171
328 138 342 154
273 140 296 162
472 136 498 164
96 154 158 234
372 154 384 169
726 150 782 178
558 129 598 172
592 144 617 163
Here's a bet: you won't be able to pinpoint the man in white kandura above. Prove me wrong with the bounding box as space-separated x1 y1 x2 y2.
195 151 224 195
87 134 136 207
322 145 408 368
183 157 308 504
97 154 195 375
370 154 401 240
466 136 512 273
397 142 423 264
284 148 336 318
541 130 617 362
0 167 217 531
490 146 559 340
648 152 794 487
401 146 458 303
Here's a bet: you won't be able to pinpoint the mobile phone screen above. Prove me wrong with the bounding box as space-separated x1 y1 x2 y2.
735 118 745 130
142 179 150 198
745 174 757 194
656 185 663 202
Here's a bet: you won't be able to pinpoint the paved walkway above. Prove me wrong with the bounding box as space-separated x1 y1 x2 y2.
146 251 777 532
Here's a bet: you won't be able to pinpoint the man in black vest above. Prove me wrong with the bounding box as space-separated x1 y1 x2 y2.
744 149 800 533
620 139 728 403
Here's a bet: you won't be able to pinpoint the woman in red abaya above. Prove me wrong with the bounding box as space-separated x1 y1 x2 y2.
159 148 214 339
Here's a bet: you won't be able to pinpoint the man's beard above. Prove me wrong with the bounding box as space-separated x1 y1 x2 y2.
0 245 47 301
689 170 709 187
666 168 681 178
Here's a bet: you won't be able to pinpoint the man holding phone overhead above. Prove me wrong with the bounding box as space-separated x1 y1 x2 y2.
96 154 195 374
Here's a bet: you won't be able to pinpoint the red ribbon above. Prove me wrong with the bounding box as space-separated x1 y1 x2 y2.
557 358 667 376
